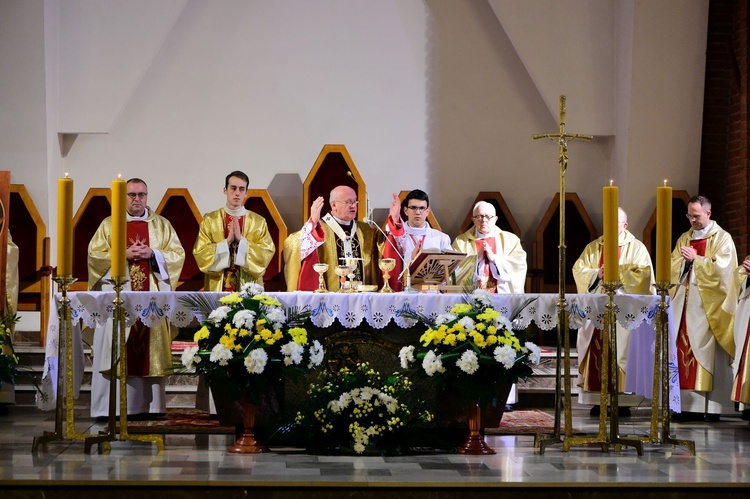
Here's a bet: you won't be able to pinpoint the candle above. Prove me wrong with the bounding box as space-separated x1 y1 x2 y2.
56 175 74 276
111 176 127 278
603 181 619 282
656 181 673 283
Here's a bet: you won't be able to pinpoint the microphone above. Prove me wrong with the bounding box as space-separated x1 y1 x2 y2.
347 171 372 221
364 216 414 293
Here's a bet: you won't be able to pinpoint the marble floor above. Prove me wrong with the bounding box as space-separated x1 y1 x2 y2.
1 404 749 497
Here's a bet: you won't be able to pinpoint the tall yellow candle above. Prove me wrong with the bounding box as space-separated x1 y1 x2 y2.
56 175 74 276
111 176 127 278
656 181 673 283
603 181 619 282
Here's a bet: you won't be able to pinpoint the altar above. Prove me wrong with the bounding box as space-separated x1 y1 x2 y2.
38 291 680 413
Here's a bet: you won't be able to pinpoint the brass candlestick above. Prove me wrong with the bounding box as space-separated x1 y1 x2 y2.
652 281 695 455
84 277 164 453
33 276 97 451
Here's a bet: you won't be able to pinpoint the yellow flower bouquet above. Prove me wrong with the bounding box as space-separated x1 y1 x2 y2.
180 283 324 404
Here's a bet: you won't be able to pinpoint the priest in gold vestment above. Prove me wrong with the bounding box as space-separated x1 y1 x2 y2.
451 201 526 293
193 171 274 291
572 208 653 415
731 256 750 417
671 195 737 421
0 234 19 406
88 179 185 417
283 185 382 291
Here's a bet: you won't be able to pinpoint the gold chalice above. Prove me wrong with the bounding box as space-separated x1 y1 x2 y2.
343 257 361 292
379 258 397 293
334 265 351 292
312 263 329 293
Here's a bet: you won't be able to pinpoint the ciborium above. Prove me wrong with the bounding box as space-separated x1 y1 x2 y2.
334 265 350 292
312 263 329 293
379 258 396 293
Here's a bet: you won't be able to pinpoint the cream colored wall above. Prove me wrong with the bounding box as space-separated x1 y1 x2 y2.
0 0 708 270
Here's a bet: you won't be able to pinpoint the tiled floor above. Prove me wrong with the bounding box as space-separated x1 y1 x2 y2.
1 404 749 494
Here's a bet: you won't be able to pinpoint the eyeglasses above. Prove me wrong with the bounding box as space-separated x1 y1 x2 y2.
127 192 147 199
407 206 428 213
472 214 496 221
333 200 359 206
685 214 702 221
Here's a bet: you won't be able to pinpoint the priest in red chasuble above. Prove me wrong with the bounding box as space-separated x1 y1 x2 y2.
572 207 653 416
671 195 737 422
451 201 526 293
283 185 387 291
88 178 185 418
193 170 275 292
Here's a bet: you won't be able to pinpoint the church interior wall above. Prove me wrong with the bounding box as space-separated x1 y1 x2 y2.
0 0 710 274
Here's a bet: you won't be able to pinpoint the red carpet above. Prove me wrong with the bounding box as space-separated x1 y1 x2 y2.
122 408 235 434
484 410 579 435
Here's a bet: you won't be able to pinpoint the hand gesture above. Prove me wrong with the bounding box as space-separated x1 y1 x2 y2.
226 216 242 245
680 245 697 263
126 240 153 262
409 238 423 263
310 196 324 226
597 266 604 279
742 259 750 274
482 241 495 263
389 193 402 225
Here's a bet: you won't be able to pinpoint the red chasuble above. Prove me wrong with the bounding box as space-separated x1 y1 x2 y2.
676 238 707 390
126 221 151 377
475 238 498 292
222 213 245 292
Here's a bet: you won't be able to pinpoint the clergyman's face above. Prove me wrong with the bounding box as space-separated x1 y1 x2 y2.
404 199 429 228
472 206 497 236
330 187 358 222
686 201 711 231
126 182 148 217
224 176 248 210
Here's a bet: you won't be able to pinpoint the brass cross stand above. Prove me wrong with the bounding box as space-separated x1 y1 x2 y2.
531 95 592 454
33 276 97 451
84 278 164 453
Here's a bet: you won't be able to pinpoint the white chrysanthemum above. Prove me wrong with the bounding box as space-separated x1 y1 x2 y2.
472 289 494 308
399 345 415 369
208 306 231 325
435 313 456 326
243 347 268 374
353 442 366 454
328 400 343 413
495 315 514 333
458 316 476 333
280 341 304 366
231 309 256 329
493 345 516 369
456 350 479 374
209 344 233 366
180 345 200 370
307 340 324 368
422 350 446 376
240 282 264 298
265 307 287 327
525 341 542 364
359 387 375 402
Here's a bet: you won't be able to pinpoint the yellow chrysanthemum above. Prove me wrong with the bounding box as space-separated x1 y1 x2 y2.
289 327 308 345
193 326 210 342
219 293 242 305
450 303 472 315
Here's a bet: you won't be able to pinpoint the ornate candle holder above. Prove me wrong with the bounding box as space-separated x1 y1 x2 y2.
379 258 396 293
33 275 96 451
312 263 329 293
651 281 695 455
84 276 164 454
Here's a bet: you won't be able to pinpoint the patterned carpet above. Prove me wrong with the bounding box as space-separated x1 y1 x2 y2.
123 408 235 434
484 410 577 435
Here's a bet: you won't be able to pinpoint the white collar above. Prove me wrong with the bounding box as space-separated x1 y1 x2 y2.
127 208 149 222
405 222 430 236
225 205 247 217
692 221 714 240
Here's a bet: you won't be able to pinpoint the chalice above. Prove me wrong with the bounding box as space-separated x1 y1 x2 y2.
334 265 351 292
343 257 361 293
379 258 397 293
312 263 329 293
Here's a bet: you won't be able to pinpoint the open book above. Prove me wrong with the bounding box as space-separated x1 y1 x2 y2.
409 249 466 285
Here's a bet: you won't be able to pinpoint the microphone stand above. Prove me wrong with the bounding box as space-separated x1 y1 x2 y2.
364 217 416 293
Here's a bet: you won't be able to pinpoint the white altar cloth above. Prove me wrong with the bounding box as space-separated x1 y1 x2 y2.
38 292 679 411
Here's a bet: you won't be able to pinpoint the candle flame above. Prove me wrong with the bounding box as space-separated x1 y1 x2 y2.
609 179 613 186
118 174 122 179
64 172 69 179
663 179 668 186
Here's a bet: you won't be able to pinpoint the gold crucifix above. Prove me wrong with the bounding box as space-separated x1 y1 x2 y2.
532 95 593 171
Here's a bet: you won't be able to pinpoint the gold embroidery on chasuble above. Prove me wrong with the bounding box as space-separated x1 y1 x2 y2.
222 213 245 291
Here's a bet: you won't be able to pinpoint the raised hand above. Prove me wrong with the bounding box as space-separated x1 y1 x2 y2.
389 193 402 224
310 196 325 226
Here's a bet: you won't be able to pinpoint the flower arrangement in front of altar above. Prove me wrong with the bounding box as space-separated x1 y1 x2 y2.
293 362 434 455
399 289 541 407
179 283 324 404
